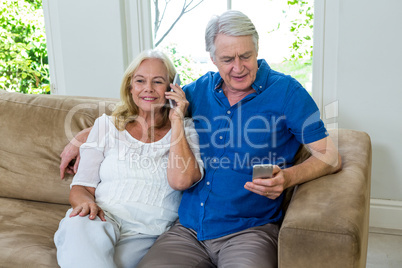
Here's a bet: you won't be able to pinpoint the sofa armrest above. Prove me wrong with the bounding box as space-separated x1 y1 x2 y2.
278 129 372 268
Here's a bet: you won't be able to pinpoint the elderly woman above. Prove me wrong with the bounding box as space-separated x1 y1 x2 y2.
54 49 204 268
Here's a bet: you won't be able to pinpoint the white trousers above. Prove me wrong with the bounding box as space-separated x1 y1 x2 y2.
54 209 158 268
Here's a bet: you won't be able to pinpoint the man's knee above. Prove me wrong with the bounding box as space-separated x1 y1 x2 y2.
138 223 213 268
217 224 279 268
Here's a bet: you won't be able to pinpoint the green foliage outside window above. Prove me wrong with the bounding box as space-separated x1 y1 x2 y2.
0 0 50 94
267 0 314 92
286 0 314 61
161 44 203 85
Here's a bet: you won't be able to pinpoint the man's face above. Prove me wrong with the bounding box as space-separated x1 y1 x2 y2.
212 34 258 92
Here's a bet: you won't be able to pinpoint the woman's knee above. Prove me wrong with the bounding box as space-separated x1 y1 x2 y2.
55 209 118 245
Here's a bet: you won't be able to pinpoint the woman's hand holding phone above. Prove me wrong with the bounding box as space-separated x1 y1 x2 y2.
166 74 188 121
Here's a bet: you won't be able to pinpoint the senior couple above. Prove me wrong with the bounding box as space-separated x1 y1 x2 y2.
55 10 341 268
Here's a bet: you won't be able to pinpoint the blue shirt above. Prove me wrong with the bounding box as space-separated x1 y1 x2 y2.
179 59 328 240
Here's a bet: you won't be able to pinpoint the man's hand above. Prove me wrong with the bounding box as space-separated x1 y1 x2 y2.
59 142 80 179
244 165 287 199
69 202 106 221
244 137 342 199
59 127 92 179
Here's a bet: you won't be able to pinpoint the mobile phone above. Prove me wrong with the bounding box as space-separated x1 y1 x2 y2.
169 73 181 108
252 164 273 180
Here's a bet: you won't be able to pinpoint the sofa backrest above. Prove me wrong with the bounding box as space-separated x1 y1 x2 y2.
0 90 118 205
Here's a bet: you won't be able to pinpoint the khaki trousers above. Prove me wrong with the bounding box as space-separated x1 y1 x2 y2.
138 220 279 268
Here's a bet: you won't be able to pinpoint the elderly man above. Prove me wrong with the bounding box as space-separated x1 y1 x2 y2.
61 10 341 268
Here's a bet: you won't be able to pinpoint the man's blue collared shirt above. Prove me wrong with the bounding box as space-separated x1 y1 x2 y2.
179 59 328 241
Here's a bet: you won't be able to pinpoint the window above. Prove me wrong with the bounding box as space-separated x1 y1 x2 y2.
150 0 226 84
232 0 314 93
150 0 313 92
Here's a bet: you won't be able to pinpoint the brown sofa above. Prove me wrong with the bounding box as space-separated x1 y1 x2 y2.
0 90 371 268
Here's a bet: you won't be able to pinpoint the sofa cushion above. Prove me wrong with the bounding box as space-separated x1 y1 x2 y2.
0 91 118 204
0 197 70 268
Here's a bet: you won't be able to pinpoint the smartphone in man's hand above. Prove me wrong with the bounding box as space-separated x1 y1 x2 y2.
252 164 273 180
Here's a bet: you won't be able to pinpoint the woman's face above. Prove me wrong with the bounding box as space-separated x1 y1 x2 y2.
130 58 170 115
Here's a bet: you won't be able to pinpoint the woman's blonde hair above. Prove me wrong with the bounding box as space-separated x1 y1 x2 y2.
112 49 176 133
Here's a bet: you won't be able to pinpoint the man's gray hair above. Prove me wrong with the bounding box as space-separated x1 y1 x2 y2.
205 10 259 61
